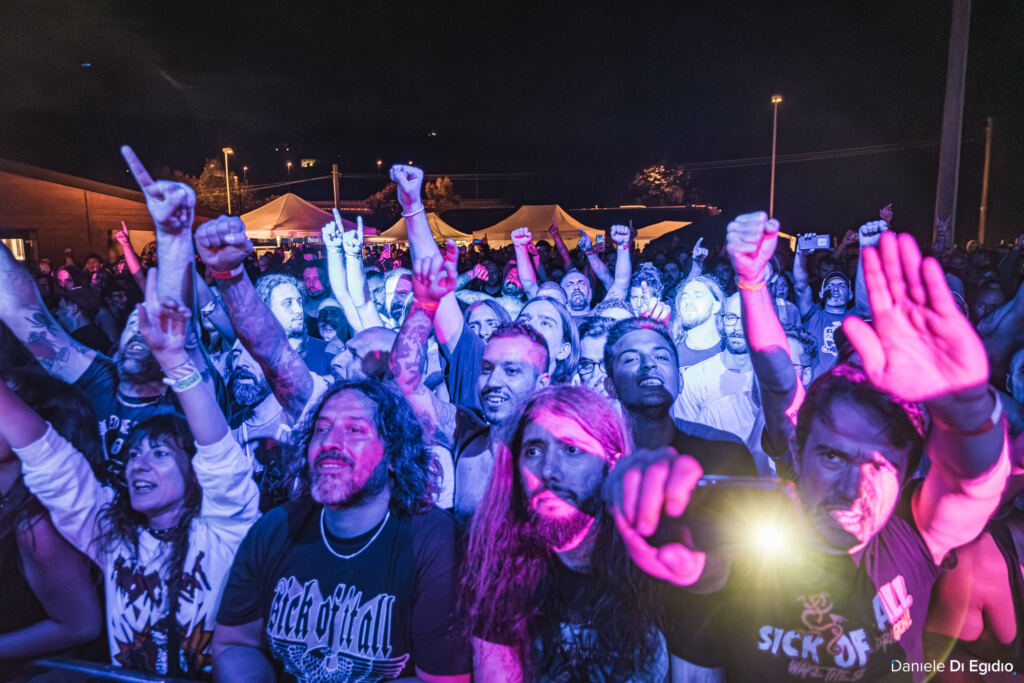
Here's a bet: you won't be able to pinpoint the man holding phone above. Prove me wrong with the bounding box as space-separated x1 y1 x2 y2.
610 213 1009 681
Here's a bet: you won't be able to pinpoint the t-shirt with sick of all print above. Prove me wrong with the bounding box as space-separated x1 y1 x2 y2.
217 501 471 682
668 510 947 682
73 356 179 473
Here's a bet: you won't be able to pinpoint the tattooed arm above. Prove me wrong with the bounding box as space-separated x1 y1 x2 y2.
195 216 314 421
390 301 455 449
0 243 95 383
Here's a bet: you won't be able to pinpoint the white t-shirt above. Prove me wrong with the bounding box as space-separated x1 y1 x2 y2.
672 352 758 443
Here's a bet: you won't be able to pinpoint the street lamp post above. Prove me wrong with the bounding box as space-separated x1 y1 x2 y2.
242 165 248 184
769 95 783 218
222 147 234 214
286 161 293 178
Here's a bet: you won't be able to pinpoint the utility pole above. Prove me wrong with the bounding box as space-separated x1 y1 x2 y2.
932 0 971 252
332 164 340 210
978 116 993 245
769 95 783 218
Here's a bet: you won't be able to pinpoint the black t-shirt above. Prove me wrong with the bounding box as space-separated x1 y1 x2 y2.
668 512 945 682
527 557 669 682
74 356 179 464
672 420 759 476
217 501 471 681
71 323 113 354
300 336 332 376
444 331 484 414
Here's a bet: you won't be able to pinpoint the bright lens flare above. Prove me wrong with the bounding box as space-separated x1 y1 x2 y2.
750 521 788 556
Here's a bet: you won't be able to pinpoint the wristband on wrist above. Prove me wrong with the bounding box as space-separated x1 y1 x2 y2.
616 243 630 251
210 263 245 281
402 206 425 218
414 299 439 312
162 359 202 392
931 390 1003 436
737 278 767 291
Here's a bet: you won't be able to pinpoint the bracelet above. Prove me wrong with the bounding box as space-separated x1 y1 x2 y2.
414 299 439 312
616 244 630 251
402 206 426 218
210 264 245 281
737 278 767 291
162 359 202 392
931 390 1003 436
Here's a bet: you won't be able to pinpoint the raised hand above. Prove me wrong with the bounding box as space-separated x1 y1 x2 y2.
725 212 779 284
840 229 858 249
610 224 631 246
692 236 709 263
413 239 458 306
638 281 671 324
548 220 561 238
511 227 533 247
473 263 488 281
577 230 594 253
194 215 254 273
608 447 708 587
859 220 888 249
389 165 424 211
136 269 190 365
120 146 196 234
880 203 894 224
115 221 131 245
842 231 988 402
341 216 365 257
321 209 344 250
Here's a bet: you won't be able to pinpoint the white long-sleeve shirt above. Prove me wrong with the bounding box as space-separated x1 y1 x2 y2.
17 425 260 675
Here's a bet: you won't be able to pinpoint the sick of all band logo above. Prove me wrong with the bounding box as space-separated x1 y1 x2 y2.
267 576 409 682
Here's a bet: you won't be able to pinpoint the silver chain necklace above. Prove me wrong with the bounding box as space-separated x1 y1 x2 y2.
320 508 390 560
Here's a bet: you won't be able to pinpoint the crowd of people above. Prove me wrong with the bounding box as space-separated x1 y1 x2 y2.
0 145 1022 682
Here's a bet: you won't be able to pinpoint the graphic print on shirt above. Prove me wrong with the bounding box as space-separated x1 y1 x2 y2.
820 320 841 359
110 552 214 674
267 576 410 682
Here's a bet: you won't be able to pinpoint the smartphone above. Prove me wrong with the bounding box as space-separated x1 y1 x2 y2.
797 233 831 252
474 239 482 245
595 234 605 247
644 476 802 553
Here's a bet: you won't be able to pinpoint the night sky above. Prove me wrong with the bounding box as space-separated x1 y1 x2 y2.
2 0 1022 243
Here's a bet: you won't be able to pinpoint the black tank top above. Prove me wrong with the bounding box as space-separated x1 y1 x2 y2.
987 516 1024 666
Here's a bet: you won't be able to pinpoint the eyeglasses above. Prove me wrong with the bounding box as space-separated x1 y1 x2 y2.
578 359 605 376
721 313 740 325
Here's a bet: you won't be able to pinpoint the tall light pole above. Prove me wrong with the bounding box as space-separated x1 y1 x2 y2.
222 147 234 214
769 95 783 218
242 165 248 184
286 161 293 178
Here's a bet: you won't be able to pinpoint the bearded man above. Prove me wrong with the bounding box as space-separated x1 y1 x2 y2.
213 378 471 683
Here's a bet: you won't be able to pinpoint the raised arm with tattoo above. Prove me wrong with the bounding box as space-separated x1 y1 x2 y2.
390 250 459 449
391 165 465 354
0 242 95 383
194 216 314 421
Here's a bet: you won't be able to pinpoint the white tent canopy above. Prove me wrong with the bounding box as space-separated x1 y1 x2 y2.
240 193 367 239
472 205 601 247
370 212 471 243
635 220 691 248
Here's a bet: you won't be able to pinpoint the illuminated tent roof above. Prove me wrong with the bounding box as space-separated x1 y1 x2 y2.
472 205 601 247
241 193 365 239
371 212 471 243
635 220 691 247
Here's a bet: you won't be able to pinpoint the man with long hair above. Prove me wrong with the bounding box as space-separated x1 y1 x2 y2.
461 385 668 681
213 378 471 683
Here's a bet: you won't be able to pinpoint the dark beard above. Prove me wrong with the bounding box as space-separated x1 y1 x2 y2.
114 347 164 386
311 455 389 509
229 373 272 406
568 290 589 312
503 283 523 298
526 487 603 548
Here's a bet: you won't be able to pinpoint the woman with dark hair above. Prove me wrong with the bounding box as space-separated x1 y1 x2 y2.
0 273 259 678
516 296 580 384
0 370 103 675
461 385 668 681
